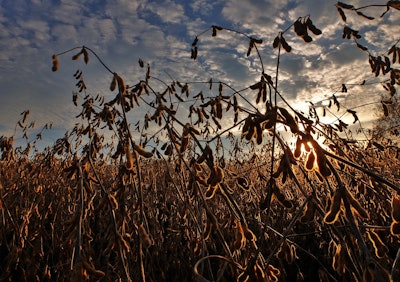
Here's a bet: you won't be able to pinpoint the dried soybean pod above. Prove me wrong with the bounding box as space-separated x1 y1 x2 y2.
280 36 292 53
126 147 134 171
133 143 153 159
180 136 189 153
241 223 256 241
305 150 315 171
216 100 222 119
72 49 83 60
114 73 126 94
273 35 280 48
245 124 255 141
301 200 316 223
255 123 263 145
273 185 293 209
279 107 298 133
205 185 218 199
108 194 119 210
367 230 388 258
324 189 342 224
266 264 280 282
345 189 369 219
253 262 265 280
332 243 346 274
391 221 400 237
82 48 89 64
294 137 302 158
110 75 117 91
237 177 250 191
392 194 400 222
203 219 213 240
314 143 331 177
52 54 59 72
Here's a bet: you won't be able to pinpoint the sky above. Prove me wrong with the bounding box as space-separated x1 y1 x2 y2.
0 0 399 151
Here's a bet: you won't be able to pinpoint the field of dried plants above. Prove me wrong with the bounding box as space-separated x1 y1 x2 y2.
1 2 400 281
